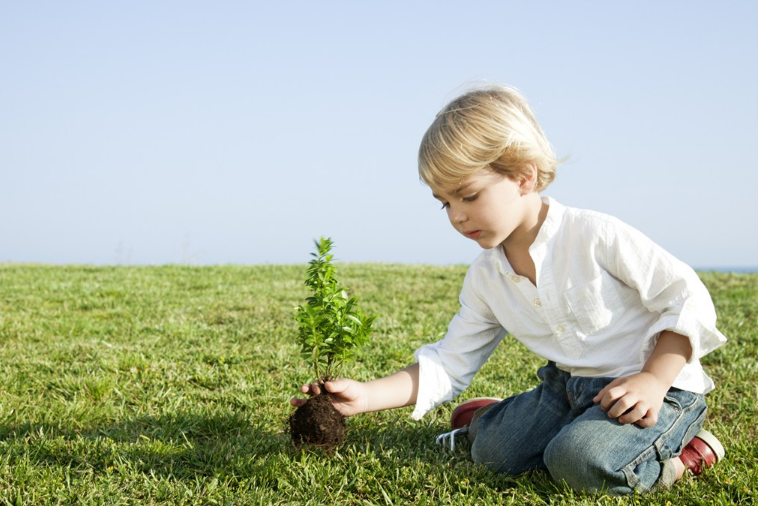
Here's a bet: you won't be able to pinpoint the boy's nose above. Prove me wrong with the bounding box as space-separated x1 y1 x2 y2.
449 207 467 224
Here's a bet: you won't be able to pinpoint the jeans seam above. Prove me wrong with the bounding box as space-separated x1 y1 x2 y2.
619 393 706 493
655 395 706 460
620 445 658 494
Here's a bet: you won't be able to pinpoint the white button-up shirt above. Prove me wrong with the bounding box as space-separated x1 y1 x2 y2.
411 197 727 420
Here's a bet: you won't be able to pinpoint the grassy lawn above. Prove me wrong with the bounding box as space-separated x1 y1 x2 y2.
0 264 755 505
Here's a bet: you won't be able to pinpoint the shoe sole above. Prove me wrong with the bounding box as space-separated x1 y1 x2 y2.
695 429 726 461
451 397 502 429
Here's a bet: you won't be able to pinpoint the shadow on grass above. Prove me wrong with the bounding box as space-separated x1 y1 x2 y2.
1 410 288 478
1 412 559 499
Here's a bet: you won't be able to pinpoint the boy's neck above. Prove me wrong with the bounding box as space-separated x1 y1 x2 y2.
503 194 548 252
501 195 548 286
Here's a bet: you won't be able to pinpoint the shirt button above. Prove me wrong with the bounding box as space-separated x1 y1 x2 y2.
511 275 521 283
534 298 541 307
556 325 565 334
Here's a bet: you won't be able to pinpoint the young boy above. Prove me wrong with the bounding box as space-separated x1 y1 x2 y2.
291 85 727 495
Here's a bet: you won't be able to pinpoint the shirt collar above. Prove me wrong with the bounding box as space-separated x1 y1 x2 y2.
533 196 565 248
486 196 564 275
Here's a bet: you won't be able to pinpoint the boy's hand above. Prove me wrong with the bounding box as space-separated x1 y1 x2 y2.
290 378 370 417
290 363 420 416
593 372 669 427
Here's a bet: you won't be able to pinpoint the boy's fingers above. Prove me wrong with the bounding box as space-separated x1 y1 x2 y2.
323 379 345 394
617 404 645 424
593 383 611 404
635 411 658 428
607 395 635 418
600 385 629 412
297 382 322 396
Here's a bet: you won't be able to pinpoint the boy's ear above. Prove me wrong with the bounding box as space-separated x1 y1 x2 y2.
519 164 538 194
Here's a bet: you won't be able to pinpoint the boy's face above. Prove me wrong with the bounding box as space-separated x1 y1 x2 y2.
432 169 535 250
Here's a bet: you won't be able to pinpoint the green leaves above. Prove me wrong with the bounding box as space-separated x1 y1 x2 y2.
294 237 376 382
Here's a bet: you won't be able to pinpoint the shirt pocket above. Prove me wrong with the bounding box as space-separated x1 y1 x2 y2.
563 271 626 336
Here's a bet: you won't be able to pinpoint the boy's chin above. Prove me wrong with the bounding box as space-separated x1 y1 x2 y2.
474 239 501 250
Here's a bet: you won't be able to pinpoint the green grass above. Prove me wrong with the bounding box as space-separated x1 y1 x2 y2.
0 264 755 505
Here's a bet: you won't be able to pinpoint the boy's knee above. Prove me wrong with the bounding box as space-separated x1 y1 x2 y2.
470 430 544 476
470 435 511 472
543 432 611 493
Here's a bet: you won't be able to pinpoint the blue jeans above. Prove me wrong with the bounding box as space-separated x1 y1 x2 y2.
469 362 707 495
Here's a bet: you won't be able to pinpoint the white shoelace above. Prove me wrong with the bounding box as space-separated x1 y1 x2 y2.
435 427 468 452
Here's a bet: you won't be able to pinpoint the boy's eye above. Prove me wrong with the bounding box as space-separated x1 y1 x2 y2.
439 202 449 210
463 193 479 202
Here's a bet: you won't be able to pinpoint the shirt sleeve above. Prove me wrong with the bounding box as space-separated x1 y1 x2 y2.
597 217 727 366
411 264 506 420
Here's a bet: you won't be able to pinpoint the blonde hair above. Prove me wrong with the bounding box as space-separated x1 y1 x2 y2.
418 84 559 192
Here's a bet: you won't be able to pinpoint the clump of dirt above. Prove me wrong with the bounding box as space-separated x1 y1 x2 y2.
289 391 346 450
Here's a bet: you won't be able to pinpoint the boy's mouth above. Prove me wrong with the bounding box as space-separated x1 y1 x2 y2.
467 230 482 239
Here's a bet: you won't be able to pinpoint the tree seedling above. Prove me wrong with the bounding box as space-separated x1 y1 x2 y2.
289 237 375 449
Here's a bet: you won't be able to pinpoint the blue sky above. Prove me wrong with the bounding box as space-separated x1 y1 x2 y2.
2 1 756 268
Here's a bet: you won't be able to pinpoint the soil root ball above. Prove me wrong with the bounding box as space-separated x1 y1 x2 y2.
289 392 346 450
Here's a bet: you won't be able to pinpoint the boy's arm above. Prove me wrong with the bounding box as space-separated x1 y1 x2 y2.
363 363 419 412
599 218 726 365
291 363 419 417
593 331 692 427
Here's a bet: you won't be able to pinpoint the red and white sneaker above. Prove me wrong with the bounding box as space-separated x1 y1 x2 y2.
436 397 502 451
450 397 502 429
679 429 725 475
